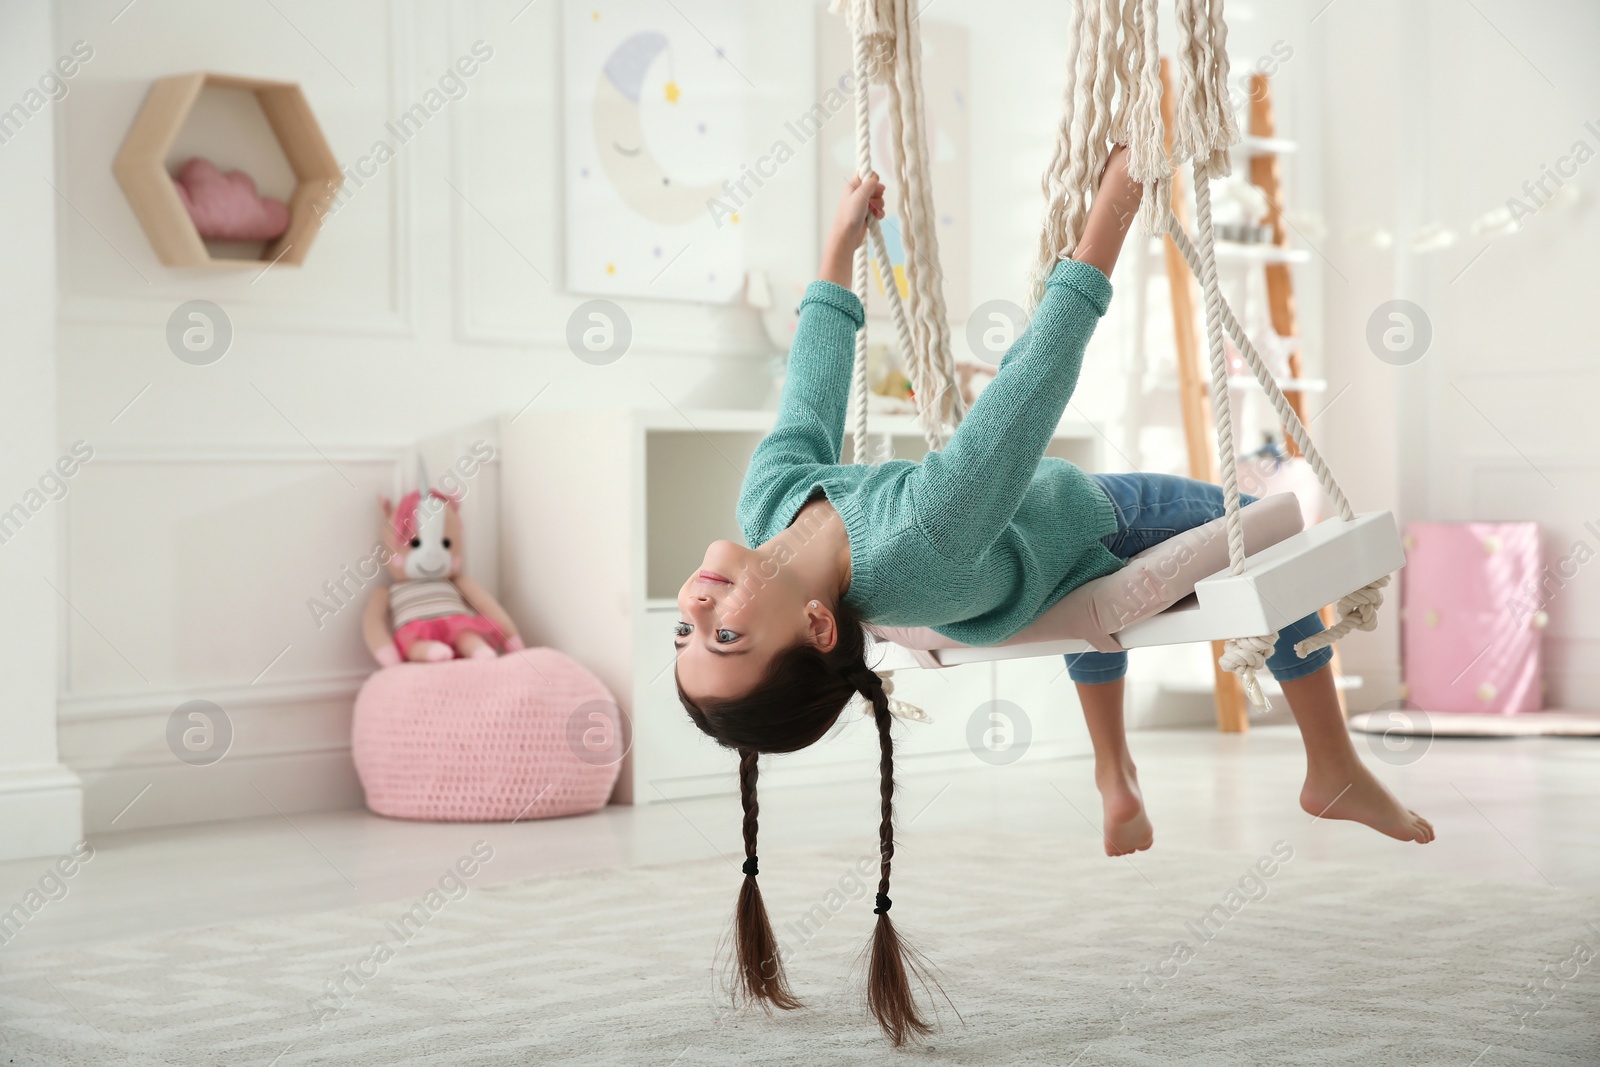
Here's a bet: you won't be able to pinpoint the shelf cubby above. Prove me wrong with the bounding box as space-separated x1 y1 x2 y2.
113 72 341 269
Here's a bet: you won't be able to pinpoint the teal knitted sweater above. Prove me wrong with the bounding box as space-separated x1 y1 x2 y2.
737 258 1123 646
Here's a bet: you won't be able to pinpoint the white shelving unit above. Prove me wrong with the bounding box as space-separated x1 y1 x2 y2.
499 408 1108 804
1236 134 1297 156
1213 241 1311 266
1149 377 1328 393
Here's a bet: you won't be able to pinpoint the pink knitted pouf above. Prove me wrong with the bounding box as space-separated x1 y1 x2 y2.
351 650 622 821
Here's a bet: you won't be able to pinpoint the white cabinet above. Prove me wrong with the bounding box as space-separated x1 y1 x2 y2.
500 408 1104 804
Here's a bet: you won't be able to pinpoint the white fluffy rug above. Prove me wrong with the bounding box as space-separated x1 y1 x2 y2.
1 831 1596 1066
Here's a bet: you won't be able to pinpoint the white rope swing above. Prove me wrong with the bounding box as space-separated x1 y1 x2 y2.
832 0 1388 710
831 0 965 458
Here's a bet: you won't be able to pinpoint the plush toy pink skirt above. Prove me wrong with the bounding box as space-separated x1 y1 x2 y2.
351 650 622 820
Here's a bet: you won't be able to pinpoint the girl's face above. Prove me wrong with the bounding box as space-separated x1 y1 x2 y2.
674 539 835 703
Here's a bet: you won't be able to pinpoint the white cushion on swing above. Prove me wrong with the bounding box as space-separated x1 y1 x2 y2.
868 492 1305 666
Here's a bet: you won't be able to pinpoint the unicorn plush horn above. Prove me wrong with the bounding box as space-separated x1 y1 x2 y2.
412 455 448 544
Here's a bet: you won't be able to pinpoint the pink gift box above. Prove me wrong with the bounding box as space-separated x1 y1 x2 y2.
1401 522 1544 714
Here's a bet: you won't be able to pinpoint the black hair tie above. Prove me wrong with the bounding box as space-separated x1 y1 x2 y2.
874 892 892 915
845 668 881 698
742 855 759 877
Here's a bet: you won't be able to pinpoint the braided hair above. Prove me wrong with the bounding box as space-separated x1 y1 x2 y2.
677 598 935 1045
732 747 799 1009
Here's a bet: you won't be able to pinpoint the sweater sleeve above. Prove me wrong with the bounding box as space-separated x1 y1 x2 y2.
910 258 1112 554
735 280 864 545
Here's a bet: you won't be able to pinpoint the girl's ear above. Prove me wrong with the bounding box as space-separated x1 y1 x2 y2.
803 599 838 653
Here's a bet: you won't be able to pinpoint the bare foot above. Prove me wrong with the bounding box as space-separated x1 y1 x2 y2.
1096 765 1154 857
1301 763 1435 844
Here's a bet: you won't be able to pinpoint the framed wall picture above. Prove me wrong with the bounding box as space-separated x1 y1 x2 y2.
562 0 747 302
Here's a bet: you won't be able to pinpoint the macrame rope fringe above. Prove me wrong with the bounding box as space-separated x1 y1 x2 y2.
835 0 959 455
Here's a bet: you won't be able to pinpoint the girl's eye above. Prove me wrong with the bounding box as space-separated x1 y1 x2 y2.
716 629 738 644
673 622 691 638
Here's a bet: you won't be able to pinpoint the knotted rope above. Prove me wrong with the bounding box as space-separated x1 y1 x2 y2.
1296 574 1389 656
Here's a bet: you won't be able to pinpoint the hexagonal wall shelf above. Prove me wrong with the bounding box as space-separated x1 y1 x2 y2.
114 73 341 268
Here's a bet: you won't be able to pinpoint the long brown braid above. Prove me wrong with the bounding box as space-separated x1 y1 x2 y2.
732 747 800 1011
851 669 935 1045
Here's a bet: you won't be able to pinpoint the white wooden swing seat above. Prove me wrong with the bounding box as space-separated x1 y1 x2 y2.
868 495 1404 672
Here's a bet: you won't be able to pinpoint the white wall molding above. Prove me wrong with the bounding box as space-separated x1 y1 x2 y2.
69 740 354 777
56 429 504 834
56 293 418 340
58 442 501 707
0 767 85 861
56 0 419 341
80 749 363 835
59 670 369 724
84 443 425 466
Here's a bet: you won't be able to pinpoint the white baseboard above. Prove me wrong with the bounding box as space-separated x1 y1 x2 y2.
79 748 366 834
0 766 85 862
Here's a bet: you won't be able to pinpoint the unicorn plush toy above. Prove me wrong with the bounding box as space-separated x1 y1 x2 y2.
362 461 524 667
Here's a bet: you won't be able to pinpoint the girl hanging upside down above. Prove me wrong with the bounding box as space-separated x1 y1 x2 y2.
674 145 1433 1045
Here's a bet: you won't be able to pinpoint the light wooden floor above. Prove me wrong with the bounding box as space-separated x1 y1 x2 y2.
2 726 1596 953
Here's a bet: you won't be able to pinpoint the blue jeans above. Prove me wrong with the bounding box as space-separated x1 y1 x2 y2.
1063 473 1333 685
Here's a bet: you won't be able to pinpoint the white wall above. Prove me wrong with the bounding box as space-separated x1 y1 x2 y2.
1316 0 1600 710
0 1 83 861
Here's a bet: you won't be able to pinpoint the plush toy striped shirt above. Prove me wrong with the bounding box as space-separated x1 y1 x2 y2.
389 579 472 628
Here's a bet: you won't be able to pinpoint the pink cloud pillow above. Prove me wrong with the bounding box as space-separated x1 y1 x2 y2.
171 157 290 242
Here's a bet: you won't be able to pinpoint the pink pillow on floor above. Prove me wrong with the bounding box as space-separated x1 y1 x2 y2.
352 650 623 821
171 157 291 241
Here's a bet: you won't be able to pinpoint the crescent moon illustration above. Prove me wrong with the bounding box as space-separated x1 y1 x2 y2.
593 31 724 226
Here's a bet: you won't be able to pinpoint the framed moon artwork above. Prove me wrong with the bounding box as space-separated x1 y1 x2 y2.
562 0 748 304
